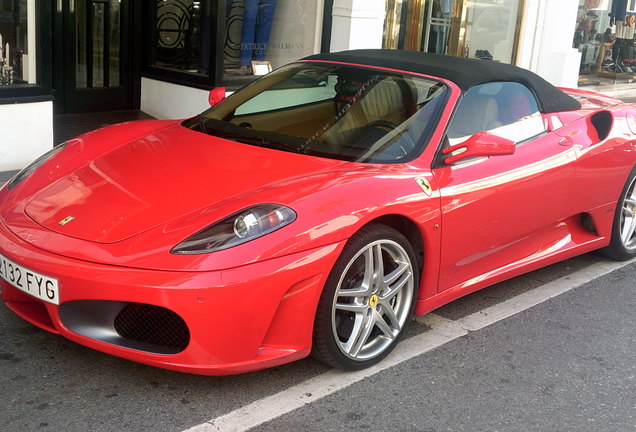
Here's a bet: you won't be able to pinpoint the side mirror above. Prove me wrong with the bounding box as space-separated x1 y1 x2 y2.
442 131 515 164
208 87 226 107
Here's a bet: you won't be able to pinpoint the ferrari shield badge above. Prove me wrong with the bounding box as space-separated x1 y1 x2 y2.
415 177 433 197
58 216 75 226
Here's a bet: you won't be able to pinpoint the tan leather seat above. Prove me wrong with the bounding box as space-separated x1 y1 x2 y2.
448 93 501 139
322 77 411 147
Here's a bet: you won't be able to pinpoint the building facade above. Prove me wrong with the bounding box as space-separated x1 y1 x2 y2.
0 0 586 171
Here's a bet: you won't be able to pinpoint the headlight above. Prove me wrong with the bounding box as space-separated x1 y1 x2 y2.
8 143 67 190
171 204 296 254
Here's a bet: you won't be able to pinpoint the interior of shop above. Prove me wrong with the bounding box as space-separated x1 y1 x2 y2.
574 0 636 88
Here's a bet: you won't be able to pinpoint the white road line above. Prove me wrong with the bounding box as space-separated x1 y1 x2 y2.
186 318 467 432
457 258 636 331
184 257 635 432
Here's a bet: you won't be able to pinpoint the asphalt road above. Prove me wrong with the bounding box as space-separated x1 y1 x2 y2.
1 253 634 432
259 262 636 432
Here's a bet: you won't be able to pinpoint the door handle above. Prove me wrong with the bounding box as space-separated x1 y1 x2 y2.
558 136 573 146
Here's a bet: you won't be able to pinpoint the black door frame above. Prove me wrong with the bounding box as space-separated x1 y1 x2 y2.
52 0 140 113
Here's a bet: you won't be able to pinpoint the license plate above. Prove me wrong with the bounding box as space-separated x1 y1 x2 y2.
0 252 59 305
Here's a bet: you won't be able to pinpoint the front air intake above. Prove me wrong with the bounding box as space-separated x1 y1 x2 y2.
114 303 190 352
60 300 191 354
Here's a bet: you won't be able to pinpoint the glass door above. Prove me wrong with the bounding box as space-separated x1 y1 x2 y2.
382 0 524 64
448 0 524 63
54 0 131 113
383 0 456 55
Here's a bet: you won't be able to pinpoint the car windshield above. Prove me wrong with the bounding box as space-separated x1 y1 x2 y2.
186 63 448 163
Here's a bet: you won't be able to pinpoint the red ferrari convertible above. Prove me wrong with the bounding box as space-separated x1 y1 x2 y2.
1 50 635 375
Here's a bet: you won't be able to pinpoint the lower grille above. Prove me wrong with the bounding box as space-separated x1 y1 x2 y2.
59 300 190 354
114 303 190 352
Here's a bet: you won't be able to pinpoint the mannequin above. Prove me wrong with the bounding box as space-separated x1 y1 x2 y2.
613 15 635 72
237 0 277 75
610 0 628 25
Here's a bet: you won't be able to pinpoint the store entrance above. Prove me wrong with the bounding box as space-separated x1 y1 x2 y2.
383 0 524 65
53 0 134 113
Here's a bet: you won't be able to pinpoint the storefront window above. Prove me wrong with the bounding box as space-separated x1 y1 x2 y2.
383 0 456 54
223 0 324 84
383 0 523 64
144 1 325 88
460 0 522 63
0 0 36 87
573 0 636 89
147 0 213 76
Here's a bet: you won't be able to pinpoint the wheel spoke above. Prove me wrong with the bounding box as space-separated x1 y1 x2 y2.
337 286 370 297
374 310 396 340
335 302 368 313
621 215 636 244
342 313 364 354
625 197 636 207
371 244 384 288
383 260 410 287
361 247 376 293
348 313 375 357
381 303 401 330
380 268 411 302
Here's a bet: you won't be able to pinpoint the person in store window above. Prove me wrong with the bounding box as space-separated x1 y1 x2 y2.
229 0 277 75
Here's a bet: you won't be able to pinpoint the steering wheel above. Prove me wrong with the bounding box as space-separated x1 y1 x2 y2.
366 120 401 131
363 120 416 158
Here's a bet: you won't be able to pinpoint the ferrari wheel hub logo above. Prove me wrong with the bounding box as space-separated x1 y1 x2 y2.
58 216 75 226
369 294 379 307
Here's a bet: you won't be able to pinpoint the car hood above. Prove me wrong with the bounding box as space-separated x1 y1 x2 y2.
22 122 343 243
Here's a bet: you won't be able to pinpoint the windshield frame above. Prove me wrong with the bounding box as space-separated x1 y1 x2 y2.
184 62 450 164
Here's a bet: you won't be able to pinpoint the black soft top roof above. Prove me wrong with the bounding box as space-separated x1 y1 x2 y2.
303 50 581 114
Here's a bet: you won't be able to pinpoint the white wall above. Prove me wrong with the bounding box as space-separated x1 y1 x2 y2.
516 0 581 87
141 77 210 119
0 101 53 171
330 0 385 51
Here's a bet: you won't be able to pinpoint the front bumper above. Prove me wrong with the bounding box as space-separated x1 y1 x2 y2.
0 218 343 375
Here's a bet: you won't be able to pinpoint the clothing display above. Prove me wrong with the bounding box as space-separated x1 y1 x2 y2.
580 41 600 67
239 0 277 67
611 0 628 24
615 20 635 39
585 0 609 9
440 0 453 15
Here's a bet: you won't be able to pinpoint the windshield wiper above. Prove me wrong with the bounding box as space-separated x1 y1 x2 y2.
195 115 208 134
188 117 317 155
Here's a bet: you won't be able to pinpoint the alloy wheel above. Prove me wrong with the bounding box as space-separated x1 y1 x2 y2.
620 176 636 251
331 239 414 361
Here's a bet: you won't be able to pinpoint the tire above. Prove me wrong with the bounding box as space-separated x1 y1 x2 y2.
312 223 419 370
599 165 636 261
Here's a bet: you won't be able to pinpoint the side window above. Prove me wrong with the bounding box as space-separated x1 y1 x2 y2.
447 82 544 145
